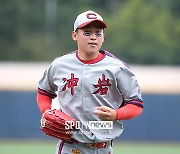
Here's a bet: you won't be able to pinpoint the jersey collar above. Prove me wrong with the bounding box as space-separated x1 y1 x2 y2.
76 50 105 64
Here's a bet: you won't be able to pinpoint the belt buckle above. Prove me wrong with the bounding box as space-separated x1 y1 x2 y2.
86 143 95 148
86 142 105 148
105 141 110 148
85 140 112 148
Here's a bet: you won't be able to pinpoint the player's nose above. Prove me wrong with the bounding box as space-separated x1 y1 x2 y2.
90 33 97 40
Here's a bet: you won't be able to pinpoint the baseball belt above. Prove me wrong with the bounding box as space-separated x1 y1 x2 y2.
67 139 113 148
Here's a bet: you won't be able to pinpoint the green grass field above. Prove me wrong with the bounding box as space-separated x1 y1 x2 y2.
0 140 180 154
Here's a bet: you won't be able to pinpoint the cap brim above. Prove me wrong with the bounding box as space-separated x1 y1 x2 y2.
77 20 107 29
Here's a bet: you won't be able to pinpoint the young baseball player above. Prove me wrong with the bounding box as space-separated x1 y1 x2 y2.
37 10 143 154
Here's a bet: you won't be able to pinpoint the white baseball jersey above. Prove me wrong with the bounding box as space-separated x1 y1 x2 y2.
38 50 143 143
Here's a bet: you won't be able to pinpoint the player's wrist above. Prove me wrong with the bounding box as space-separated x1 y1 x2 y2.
115 109 119 120
42 108 51 115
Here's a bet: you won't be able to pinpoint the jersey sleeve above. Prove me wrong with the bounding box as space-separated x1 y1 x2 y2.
38 62 57 97
115 104 143 120
116 65 143 108
37 92 52 114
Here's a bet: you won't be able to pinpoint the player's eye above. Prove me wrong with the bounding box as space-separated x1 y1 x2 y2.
83 32 90 36
95 33 102 37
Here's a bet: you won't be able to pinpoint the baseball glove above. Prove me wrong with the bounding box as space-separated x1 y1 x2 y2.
40 109 76 141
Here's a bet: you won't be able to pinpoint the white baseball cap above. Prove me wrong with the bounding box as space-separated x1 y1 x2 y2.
73 10 107 31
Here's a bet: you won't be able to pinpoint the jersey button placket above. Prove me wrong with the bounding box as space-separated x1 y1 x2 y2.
82 64 90 118
83 64 88 96
84 64 88 75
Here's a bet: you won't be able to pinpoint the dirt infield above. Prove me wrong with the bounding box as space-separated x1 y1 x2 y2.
131 65 180 94
0 62 180 93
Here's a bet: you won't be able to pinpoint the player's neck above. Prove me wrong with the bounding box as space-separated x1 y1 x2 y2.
76 51 104 64
77 50 99 61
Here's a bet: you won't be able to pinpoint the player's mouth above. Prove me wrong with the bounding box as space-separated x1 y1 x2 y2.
88 42 97 46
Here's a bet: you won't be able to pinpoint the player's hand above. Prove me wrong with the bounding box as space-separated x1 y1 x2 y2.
94 106 116 121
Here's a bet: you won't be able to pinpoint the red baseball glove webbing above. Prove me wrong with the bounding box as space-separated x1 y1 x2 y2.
40 109 75 141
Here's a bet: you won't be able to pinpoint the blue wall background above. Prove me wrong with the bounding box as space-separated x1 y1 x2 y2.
0 91 180 141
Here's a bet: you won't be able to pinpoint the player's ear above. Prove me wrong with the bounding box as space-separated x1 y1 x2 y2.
102 32 105 43
72 31 78 41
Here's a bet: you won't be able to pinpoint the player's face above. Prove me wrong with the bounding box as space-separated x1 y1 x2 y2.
72 22 104 60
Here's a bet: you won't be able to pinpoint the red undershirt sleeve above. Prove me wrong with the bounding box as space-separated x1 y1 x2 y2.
115 104 143 120
37 92 52 114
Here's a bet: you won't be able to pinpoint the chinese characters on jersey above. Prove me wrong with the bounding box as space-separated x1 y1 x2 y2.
62 73 111 95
